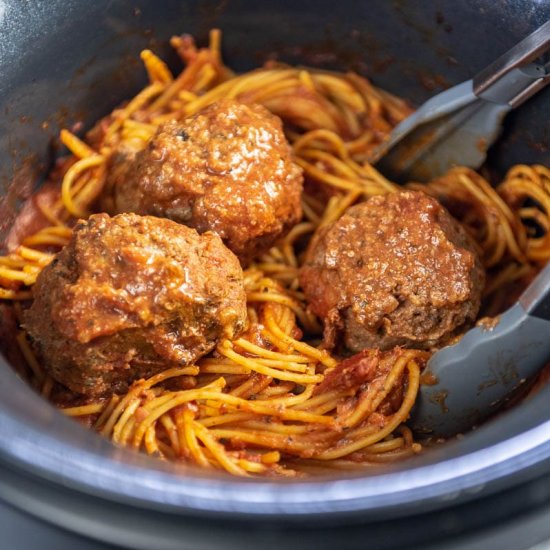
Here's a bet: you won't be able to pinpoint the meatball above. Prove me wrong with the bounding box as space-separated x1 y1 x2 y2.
102 99 303 264
299 190 485 351
24 213 246 396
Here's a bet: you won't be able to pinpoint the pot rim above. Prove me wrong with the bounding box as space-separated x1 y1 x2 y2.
2 362 550 519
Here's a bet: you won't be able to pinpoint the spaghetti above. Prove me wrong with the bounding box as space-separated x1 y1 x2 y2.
1 30 550 476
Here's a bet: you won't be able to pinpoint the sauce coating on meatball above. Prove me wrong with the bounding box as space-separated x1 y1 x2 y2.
102 99 303 264
24 213 247 396
299 190 485 351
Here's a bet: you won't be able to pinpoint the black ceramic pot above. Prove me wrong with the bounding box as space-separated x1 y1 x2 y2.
1 2 550 549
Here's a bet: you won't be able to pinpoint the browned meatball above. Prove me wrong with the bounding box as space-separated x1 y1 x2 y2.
299 190 485 351
102 99 303 264
24 213 246 396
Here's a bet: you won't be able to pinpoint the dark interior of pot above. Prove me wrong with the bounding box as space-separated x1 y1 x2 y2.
1 1 550 548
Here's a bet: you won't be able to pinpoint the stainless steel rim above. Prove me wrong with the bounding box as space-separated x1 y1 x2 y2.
2 362 550 519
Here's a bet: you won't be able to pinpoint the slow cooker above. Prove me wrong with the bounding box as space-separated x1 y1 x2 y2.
1 1 550 548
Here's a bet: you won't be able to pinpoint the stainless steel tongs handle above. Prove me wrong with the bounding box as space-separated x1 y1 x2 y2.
473 20 550 108
371 20 550 182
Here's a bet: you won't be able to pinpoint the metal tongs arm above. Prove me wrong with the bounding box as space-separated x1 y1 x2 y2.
474 20 550 105
372 20 550 183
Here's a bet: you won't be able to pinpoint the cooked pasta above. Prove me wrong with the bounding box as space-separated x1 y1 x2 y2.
1 30 549 476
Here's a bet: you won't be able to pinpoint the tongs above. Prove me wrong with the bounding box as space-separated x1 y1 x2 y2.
372 21 550 438
410 262 550 438
372 20 550 183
